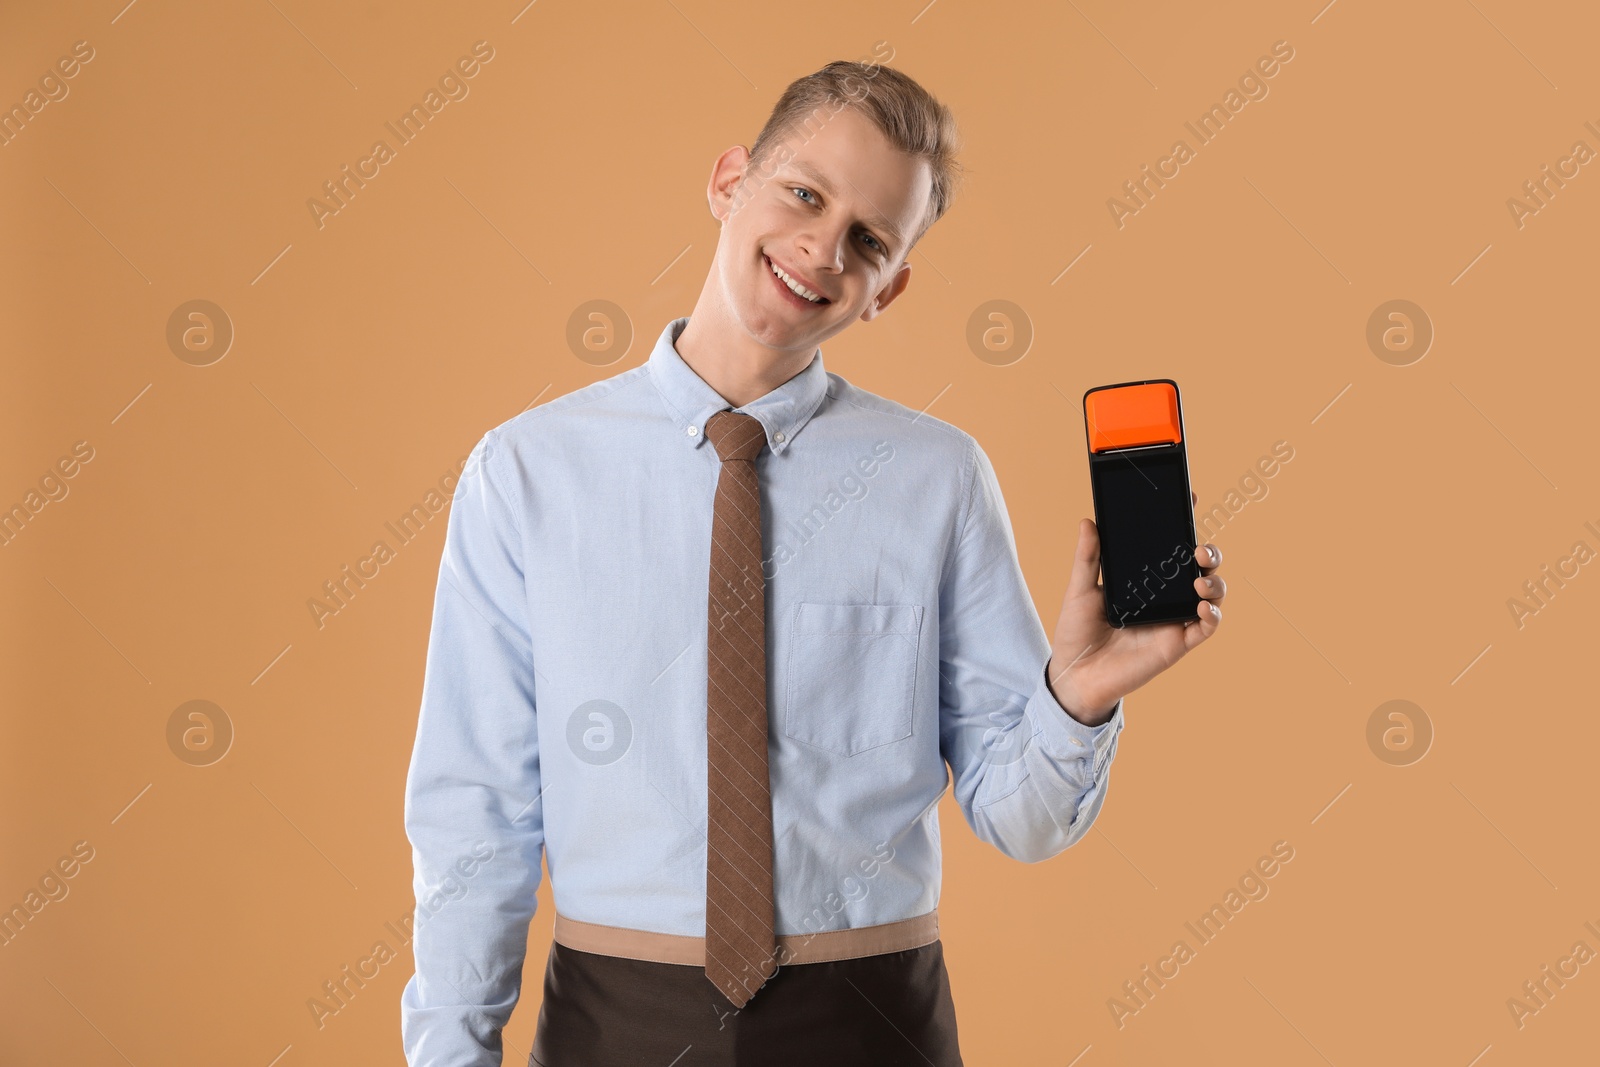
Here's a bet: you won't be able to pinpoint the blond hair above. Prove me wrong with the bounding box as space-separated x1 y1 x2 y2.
746 58 962 248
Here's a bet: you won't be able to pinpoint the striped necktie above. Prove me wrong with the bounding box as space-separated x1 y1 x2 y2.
702 408 779 1007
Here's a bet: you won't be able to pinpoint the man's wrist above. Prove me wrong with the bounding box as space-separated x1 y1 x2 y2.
1044 656 1118 727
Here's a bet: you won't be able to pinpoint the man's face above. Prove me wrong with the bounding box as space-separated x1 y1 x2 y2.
707 104 932 355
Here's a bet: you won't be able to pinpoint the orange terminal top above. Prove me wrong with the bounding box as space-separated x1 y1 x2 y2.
1085 382 1182 452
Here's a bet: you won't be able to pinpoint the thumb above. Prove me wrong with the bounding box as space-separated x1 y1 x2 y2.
1067 518 1102 598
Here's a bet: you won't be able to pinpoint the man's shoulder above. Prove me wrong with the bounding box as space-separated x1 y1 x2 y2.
482 362 654 450
822 371 976 461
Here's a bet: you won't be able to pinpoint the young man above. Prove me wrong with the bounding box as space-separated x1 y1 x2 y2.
401 59 1224 1067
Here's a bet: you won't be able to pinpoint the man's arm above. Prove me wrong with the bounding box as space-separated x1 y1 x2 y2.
937 438 1126 864
401 430 546 1066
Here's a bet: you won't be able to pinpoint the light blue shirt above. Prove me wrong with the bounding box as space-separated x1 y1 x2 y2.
401 316 1126 1063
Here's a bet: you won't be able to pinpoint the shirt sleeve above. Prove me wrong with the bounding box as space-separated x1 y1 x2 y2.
401 429 546 1065
937 437 1127 864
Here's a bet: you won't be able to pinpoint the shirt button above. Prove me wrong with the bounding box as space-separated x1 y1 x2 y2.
774 431 786 443
1069 738 1084 747
686 425 699 437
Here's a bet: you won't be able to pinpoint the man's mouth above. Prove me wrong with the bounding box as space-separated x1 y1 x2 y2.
763 254 830 307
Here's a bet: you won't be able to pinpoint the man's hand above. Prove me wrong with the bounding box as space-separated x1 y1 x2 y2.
1045 490 1225 726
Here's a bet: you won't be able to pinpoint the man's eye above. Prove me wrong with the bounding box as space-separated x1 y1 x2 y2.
791 187 816 204
861 233 883 253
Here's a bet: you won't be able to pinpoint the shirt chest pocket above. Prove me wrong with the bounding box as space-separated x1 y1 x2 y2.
783 601 925 757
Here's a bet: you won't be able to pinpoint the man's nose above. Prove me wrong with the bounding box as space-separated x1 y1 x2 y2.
795 229 846 273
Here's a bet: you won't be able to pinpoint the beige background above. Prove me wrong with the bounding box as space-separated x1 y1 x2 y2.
3 1 1597 1063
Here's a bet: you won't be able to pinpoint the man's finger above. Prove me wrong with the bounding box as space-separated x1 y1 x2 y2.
1184 597 1222 649
1067 518 1102 598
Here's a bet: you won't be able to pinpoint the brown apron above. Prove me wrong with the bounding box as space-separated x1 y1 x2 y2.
529 938 964 1067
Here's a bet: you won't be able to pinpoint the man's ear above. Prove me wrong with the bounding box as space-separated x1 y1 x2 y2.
860 262 912 323
707 145 752 222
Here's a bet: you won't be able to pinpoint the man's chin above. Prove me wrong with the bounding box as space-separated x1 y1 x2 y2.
735 301 828 350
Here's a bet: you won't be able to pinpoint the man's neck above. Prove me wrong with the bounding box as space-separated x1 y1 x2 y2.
674 307 815 409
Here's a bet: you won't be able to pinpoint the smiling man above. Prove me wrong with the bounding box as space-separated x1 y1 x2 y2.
402 59 1224 1067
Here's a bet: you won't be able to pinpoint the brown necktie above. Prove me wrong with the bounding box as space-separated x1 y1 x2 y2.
703 409 779 1008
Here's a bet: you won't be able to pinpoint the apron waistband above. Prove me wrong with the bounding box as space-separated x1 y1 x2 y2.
550 907 940 967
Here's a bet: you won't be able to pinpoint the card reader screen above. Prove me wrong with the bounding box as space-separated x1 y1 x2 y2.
1092 449 1197 625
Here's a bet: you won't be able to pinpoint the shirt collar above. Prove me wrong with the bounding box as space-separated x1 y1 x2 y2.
646 316 828 457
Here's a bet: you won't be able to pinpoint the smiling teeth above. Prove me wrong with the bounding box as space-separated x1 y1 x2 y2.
770 259 822 302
